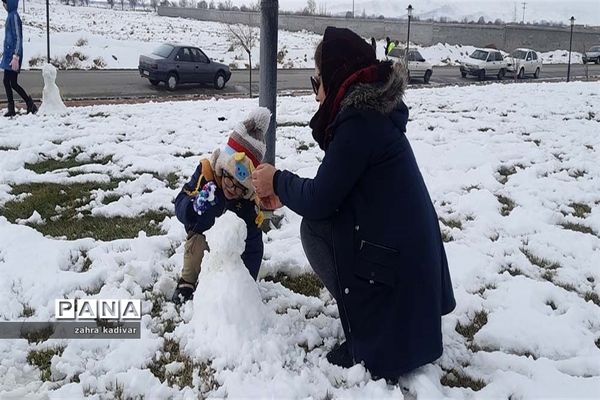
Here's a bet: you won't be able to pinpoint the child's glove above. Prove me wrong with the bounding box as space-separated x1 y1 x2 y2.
192 181 218 215
10 56 19 72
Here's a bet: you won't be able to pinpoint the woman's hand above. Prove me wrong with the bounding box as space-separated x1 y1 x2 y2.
259 194 283 210
252 163 276 198
10 55 19 72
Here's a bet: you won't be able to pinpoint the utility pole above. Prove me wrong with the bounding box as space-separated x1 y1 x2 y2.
513 2 517 22
352 0 354 18
521 2 526 23
46 0 50 63
259 0 278 165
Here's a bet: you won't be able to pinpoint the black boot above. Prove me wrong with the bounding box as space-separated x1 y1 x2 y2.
25 96 38 115
171 278 196 305
3 101 16 117
326 341 355 368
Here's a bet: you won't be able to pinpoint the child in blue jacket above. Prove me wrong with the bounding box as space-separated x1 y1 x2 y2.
171 107 271 304
1 0 37 117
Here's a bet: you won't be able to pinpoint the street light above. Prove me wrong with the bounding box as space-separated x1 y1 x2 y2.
567 16 575 82
406 4 413 62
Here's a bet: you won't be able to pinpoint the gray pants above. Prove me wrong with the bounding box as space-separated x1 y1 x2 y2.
300 218 341 301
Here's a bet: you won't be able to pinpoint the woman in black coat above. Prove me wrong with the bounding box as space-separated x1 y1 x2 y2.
252 26 456 381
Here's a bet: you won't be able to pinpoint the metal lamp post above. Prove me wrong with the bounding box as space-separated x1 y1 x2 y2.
567 16 575 82
259 0 278 165
46 0 50 63
406 4 413 61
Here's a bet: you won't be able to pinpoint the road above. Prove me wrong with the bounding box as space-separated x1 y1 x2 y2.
1 64 599 102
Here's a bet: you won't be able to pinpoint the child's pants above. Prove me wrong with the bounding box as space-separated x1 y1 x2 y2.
181 232 209 284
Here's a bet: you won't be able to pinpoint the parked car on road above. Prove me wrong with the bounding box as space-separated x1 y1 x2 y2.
506 48 542 79
460 49 508 81
138 44 231 90
387 48 433 83
582 45 600 64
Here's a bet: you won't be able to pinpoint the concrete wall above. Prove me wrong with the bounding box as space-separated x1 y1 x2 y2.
158 7 600 52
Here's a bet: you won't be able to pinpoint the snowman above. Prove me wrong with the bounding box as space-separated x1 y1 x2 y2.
38 63 67 115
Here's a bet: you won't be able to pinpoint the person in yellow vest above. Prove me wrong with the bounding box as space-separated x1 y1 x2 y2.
386 39 397 56
171 107 271 304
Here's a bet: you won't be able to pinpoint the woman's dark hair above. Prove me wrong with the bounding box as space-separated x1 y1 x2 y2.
314 41 323 72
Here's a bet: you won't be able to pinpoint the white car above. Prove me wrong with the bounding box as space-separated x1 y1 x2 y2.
506 48 542 79
387 48 433 83
460 48 508 80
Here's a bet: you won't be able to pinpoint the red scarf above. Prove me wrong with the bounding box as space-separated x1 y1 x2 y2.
310 62 392 150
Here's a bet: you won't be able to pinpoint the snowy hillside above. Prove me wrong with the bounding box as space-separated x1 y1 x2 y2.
0 0 585 71
1 81 599 398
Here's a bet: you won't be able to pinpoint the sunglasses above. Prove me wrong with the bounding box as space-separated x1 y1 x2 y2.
221 169 248 197
310 75 321 95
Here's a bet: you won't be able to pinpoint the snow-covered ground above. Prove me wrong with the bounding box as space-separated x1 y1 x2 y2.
0 0 585 71
1 81 599 398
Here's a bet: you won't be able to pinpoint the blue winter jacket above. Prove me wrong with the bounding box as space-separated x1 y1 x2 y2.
174 159 264 279
1 0 23 71
273 65 456 378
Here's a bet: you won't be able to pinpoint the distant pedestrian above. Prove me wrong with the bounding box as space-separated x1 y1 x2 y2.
386 39 397 56
1 0 37 117
384 36 391 56
370 37 377 55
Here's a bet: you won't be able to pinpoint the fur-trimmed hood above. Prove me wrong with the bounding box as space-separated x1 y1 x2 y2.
340 62 408 114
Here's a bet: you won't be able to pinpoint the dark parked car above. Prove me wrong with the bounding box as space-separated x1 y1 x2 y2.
138 44 231 90
582 46 600 64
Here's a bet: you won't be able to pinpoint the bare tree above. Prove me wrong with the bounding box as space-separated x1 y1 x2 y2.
305 0 316 14
150 0 158 10
107 0 115 8
129 0 137 10
228 24 258 97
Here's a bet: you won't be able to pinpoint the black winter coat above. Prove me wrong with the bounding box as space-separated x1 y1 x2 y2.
274 65 456 378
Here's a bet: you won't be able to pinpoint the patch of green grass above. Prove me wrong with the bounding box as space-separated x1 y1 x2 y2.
265 272 324 297
501 264 524 277
560 222 595 236
440 368 486 391
585 145 594 150
440 217 463 230
546 300 557 310
441 230 454 242
520 247 560 270
277 121 309 127
147 338 211 389
0 145 17 151
89 111 110 118
24 325 55 344
475 283 496 296
496 194 516 216
26 347 65 381
25 151 113 174
541 270 555 282
569 202 592 218
463 185 480 192
478 127 495 132
455 310 488 342
497 165 518 184
555 281 577 293
296 143 310 152
164 172 180 190
568 169 586 179
584 291 600 307
174 150 196 158
2 182 171 240
102 193 120 205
